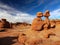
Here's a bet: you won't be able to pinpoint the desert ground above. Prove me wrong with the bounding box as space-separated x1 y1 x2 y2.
0 19 60 45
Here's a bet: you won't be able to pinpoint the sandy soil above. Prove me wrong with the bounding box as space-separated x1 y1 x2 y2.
0 24 60 45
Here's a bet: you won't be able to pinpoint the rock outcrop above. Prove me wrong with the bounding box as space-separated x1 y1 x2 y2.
43 10 50 29
0 10 59 45
31 12 43 31
18 10 57 45
0 19 10 31
50 20 56 28
18 33 27 45
1 19 10 28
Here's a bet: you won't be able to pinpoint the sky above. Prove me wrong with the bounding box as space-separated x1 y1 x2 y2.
0 0 60 23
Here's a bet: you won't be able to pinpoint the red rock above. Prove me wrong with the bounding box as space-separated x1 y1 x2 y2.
44 10 50 17
18 33 27 44
31 12 43 31
50 20 56 28
43 10 50 29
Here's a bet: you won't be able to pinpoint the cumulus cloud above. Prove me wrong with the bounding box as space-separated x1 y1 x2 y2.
0 3 35 24
0 2 60 24
49 9 60 19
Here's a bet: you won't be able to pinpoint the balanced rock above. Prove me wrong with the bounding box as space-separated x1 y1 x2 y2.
43 10 50 29
44 10 50 17
31 12 43 31
37 12 43 17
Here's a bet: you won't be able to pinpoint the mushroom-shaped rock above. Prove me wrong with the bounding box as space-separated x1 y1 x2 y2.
43 10 50 29
44 10 50 17
31 12 43 31
37 12 43 17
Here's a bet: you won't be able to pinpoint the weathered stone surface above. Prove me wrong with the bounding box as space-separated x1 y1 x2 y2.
43 10 50 29
37 12 43 17
43 18 50 29
0 21 4 28
18 33 27 45
50 20 56 28
31 18 44 31
0 19 11 31
25 38 42 45
31 12 43 31
1 19 10 28
0 10 58 45
18 10 57 45
44 10 50 17
21 29 55 45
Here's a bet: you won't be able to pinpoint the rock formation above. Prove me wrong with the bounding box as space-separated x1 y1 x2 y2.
1 19 10 28
43 10 50 29
43 10 56 29
18 10 57 45
50 20 56 28
31 12 43 31
0 21 4 30
18 12 45 44
18 33 27 45
0 19 11 31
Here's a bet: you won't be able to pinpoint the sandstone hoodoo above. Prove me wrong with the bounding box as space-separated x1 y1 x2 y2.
31 10 56 31
18 10 57 45
43 10 56 29
31 12 43 31
43 10 50 29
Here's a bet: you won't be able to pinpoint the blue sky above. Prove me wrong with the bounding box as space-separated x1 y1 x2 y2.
0 0 60 23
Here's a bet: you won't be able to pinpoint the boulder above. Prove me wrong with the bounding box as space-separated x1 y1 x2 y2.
31 18 43 31
18 33 27 45
43 10 50 29
31 12 43 31
50 20 56 28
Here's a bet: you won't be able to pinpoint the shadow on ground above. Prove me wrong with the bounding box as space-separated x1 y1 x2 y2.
0 36 18 45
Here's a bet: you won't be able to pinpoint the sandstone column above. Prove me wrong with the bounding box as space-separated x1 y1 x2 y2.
31 12 43 31
43 10 50 30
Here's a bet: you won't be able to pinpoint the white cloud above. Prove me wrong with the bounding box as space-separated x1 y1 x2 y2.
49 9 60 19
0 3 35 24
